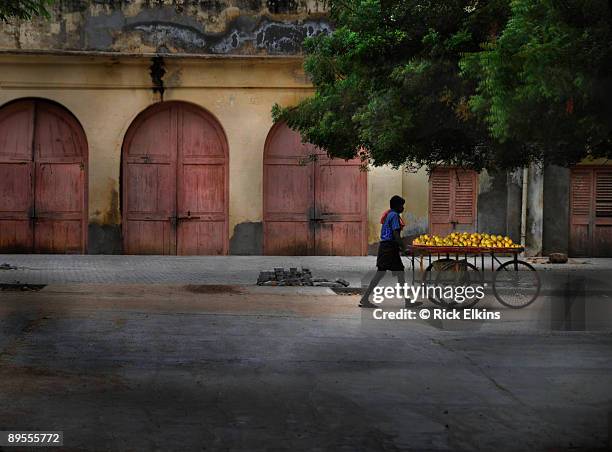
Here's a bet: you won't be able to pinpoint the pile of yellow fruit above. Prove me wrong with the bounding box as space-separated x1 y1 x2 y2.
412 232 521 248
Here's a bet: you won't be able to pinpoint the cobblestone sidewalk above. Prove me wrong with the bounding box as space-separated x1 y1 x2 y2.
0 254 610 285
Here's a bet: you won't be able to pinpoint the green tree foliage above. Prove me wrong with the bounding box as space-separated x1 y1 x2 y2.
0 0 54 22
273 0 612 170
462 0 612 166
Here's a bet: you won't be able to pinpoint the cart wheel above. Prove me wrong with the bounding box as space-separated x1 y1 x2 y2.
493 260 540 308
422 258 455 282
431 260 483 309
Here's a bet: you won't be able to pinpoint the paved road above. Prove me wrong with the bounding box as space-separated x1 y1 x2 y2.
0 284 610 450
1 255 611 285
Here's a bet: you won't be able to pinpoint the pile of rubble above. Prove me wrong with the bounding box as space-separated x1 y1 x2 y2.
257 267 350 288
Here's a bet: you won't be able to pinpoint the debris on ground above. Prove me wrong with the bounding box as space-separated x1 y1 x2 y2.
0 263 18 270
0 283 46 291
548 253 568 264
257 268 350 288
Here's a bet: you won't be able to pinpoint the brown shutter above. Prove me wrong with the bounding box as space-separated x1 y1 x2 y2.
571 170 592 216
429 168 452 236
595 170 612 217
429 168 477 235
593 168 612 256
569 168 592 256
454 169 477 227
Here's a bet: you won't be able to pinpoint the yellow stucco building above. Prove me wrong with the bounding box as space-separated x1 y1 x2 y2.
0 0 430 254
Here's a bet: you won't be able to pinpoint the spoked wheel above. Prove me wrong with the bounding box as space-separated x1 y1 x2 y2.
422 258 455 283
424 259 483 309
493 260 540 308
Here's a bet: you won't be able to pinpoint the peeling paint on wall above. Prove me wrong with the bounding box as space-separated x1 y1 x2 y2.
1 0 330 55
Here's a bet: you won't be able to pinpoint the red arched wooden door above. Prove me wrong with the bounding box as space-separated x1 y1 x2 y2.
263 123 367 255
0 99 87 253
122 102 228 255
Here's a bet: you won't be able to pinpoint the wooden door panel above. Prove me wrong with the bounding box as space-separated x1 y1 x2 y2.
178 164 226 255
180 165 225 213
316 162 364 216
177 221 225 255
35 105 83 160
0 100 86 254
124 220 174 255
569 169 592 256
264 163 313 219
123 102 228 255
0 101 34 160
593 224 612 257
180 108 225 158
35 163 82 216
569 224 590 257
0 220 33 253
126 164 174 216
316 222 363 256
263 123 367 255
33 102 87 253
263 221 312 255
263 139 313 254
263 165 313 253
34 220 82 253
123 104 176 255
263 123 316 255
0 162 32 214
126 109 173 161
0 101 34 252
177 105 228 255
315 159 366 255
264 122 317 159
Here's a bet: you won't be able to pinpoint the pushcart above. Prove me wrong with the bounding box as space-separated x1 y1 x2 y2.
407 244 540 309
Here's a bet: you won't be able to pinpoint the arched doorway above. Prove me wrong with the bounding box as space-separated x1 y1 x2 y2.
122 101 228 255
263 123 367 255
0 99 88 253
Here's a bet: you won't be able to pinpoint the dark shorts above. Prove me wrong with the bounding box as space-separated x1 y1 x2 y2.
376 240 404 272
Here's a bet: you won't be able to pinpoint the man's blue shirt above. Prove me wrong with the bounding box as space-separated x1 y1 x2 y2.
381 210 401 242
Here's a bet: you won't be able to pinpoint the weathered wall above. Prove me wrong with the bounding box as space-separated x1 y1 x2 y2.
0 0 329 55
525 163 544 256
477 169 522 241
0 53 406 255
478 170 507 235
505 169 523 242
542 165 570 255
366 166 403 254
365 167 429 255
402 168 428 237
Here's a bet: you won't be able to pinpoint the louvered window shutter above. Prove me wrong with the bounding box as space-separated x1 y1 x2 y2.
454 170 477 224
571 170 592 217
429 169 452 236
569 169 592 256
595 170 612 217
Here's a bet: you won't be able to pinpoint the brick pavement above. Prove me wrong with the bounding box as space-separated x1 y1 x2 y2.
0 254 610 285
